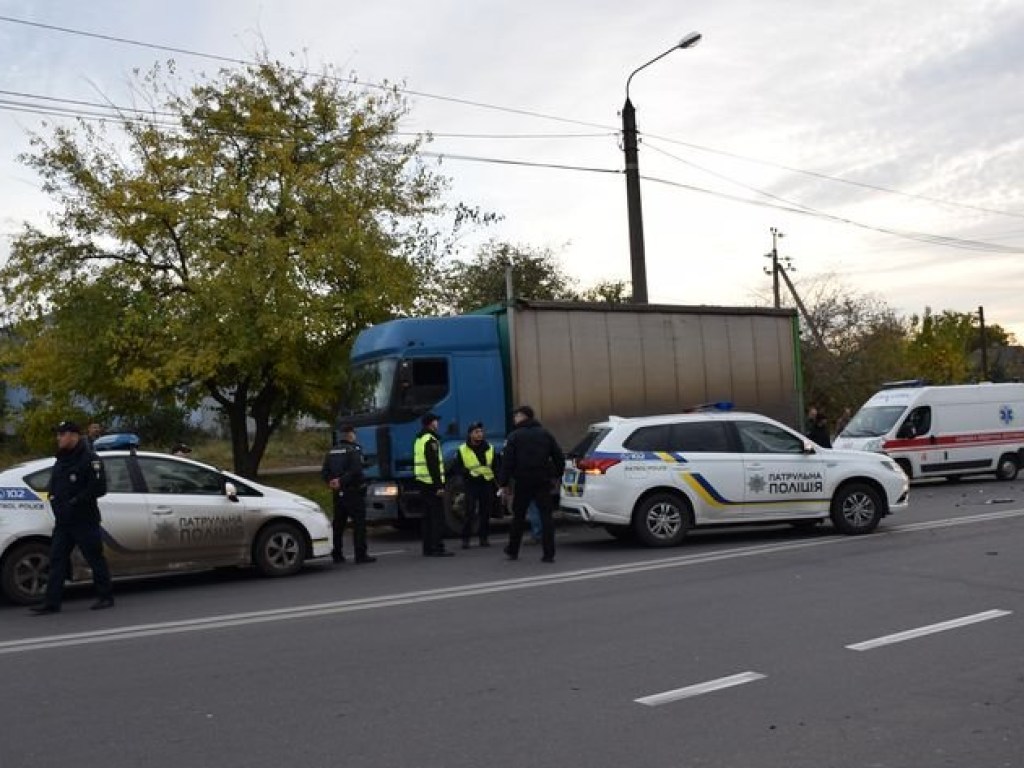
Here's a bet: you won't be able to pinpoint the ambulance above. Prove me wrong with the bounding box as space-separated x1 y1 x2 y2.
833 381 1024 481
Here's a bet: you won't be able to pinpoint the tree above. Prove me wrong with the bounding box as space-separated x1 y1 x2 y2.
0 56 452 476
778 276 912 420
577 279 631 304
445 240 578 313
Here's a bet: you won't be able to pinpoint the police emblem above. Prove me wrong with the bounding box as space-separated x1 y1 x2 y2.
747 474 766 493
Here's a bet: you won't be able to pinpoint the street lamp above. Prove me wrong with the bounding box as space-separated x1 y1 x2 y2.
622 32 702 304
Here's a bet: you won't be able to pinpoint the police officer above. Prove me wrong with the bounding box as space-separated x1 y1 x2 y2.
31 420 114 614
497 405 564 563
414 412 453 557
447 422 497 548
321 424 376 565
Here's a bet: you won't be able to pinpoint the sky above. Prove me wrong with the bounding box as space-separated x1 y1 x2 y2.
1 0 1023 337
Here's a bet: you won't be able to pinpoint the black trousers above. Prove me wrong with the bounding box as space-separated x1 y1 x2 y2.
417 485 446 555
461 481 495 543
507 476 556 560
332 491 368 559
45 522 113 607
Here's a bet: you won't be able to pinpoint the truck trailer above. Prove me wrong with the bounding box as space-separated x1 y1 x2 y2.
342 300 803 529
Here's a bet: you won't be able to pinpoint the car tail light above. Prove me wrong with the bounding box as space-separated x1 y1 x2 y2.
576 457 621 475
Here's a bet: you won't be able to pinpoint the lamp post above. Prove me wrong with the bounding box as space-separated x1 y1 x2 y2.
623 32 701 304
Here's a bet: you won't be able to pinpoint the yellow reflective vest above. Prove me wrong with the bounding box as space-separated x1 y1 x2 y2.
459 443 495 482
414 432 444 485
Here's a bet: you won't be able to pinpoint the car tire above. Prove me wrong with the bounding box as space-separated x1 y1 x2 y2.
253 522 306 578
603 524 634 541
995 454 1019 481
632 493 691 547
830 483 884 535
2 540 50 606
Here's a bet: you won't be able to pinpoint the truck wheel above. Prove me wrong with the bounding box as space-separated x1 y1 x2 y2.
632 493 691 547
2 540 50 606
253 522 306 577
830 483 883 535
995 454 1019 481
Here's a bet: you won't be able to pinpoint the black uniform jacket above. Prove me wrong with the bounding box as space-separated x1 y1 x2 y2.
321 439 366 492
496 419 564 486
47 438 108 526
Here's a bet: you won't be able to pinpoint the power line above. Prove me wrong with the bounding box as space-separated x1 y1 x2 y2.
2 12 1020 222
640 130 1024 221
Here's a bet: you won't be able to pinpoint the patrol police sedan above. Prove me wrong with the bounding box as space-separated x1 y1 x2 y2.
561 411 909 547
0 451 332 605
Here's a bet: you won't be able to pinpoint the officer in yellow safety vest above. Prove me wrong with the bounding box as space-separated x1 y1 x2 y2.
446 421 497 548
413 412 453 557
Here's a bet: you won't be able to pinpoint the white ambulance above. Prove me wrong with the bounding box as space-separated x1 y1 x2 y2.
833 381 1024 481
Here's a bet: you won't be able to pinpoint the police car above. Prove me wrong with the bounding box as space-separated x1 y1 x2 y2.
0 451 332 605
560 411 909 547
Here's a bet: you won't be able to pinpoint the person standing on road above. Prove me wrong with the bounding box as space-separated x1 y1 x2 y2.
86 421 103 448
807 407 832 448
31 421 114 614
414 413 453 557
497 405 564 563
321 424 376 565
447 422 497 549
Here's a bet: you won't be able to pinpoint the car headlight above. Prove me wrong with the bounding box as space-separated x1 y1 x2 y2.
863 438 884 452
880 458 904 474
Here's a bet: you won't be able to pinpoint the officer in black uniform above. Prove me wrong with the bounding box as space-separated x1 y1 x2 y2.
414 413 453 557
31 420 114 614
497 405 564 564
321 424 376 565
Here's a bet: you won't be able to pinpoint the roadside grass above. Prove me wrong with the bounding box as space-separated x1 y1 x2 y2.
256 470 332 512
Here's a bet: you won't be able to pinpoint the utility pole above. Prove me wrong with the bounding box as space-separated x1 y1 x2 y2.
979 305 988 380
763 227 791 309
776 259 827 349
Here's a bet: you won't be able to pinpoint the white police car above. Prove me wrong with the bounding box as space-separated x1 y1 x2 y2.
0 451 332 605
560 411 909 547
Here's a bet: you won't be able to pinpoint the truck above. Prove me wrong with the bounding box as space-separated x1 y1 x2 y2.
342 300 803 530
833 380 1024 481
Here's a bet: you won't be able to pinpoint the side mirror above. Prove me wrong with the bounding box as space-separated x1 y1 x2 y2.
224 481 239 503
803 441 817 454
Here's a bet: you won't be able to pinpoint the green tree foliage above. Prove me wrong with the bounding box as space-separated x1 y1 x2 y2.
445 240 579 312
904 308 1012 385
796 278 912 422
0 56 452 476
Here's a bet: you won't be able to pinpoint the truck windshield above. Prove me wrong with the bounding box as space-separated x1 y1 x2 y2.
344 358 398 417
840 405 907 438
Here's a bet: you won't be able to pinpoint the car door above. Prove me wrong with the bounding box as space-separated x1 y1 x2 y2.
735 419 829 518
135 456 249 569
92 454 155 575
666 420 748 523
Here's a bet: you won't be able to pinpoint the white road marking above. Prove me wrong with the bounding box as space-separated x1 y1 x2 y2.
635 672 766 706
846 609 1012 651
3 508 1024 656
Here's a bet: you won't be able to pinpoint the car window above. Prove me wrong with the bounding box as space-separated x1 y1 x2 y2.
623 425 673 452
736 420 805 454
102 456 134 493
137 457 225 495
567 428 611 458
896 406 931 438
670 421 732 453
23 468 51 493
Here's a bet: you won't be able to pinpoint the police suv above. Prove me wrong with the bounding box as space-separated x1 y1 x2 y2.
560 411 909 547
0 450 332 605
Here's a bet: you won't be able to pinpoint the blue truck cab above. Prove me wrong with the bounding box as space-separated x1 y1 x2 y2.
345 313 510 524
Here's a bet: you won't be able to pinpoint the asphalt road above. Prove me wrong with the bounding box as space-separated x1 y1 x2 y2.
2 477 1023 768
